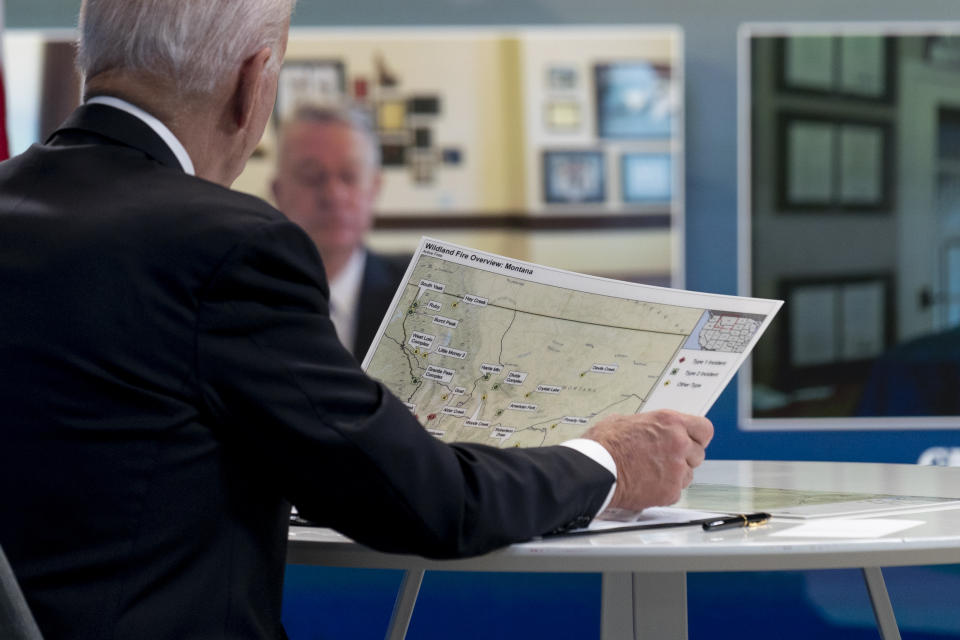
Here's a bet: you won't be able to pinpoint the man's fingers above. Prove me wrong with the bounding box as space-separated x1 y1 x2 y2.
685 416 714 447
587 410 714 511
685 443 706 469
683 466 695 489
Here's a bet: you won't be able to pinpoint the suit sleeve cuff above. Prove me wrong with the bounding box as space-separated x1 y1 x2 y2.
559 438 617 518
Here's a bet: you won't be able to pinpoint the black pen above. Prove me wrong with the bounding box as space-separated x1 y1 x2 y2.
701 512 771 531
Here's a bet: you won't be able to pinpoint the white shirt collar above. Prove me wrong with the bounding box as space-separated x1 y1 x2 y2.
85 95 196 175
328 247 367 351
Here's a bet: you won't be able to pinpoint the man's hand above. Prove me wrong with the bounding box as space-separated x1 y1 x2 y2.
583 410 713 511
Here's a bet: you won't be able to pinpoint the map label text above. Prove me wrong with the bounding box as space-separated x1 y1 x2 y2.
591 363 619 374
433 315 460 328
409 332 435 349
505 371 528 385
436 346 467 359
424 365 455 383
418 279 445 292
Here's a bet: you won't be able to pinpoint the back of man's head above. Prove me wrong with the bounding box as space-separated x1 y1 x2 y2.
77 0 296 96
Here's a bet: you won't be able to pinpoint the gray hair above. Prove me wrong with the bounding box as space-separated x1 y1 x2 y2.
77 0 296 96
282 104 382 169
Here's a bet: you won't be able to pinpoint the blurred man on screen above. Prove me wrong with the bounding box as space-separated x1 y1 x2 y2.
272 104 407 359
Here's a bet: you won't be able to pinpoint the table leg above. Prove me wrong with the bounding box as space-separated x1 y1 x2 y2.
384 569 424 640
601 572 687 640
601 573 634 639
862 567 902 640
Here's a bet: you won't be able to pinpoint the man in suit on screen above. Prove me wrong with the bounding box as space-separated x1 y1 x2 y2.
0 1 713 638
272 104 408 360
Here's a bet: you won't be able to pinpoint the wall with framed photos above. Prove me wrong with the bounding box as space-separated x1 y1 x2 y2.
233 26 683 285
516 29 680 215
1 24 683 285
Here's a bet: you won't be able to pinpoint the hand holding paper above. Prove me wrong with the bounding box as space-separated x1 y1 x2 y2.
585 410 714 510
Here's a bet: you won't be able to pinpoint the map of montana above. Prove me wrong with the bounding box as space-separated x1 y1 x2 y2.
363 239 780 449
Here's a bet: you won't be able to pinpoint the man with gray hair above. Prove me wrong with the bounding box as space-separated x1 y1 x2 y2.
0 1 712 639
272 104 409 359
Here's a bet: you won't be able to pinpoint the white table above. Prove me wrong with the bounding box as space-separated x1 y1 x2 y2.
287 460 960 639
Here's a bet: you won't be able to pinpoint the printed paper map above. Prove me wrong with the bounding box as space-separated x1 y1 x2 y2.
362 238 781 448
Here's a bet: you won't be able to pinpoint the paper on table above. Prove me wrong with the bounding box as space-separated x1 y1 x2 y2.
675 483 960 519
770 519 924 539
577 506 724 532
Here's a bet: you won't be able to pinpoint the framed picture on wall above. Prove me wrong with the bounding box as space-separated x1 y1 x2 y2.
547 65 578 90
621 152 672 203
594 61 674 139
380 143 406 167
377 99 407 132
276 60 346 123
407 95 441 116
545 100 581 131
778 113 892 211
542 150 606 203
410 151 436 184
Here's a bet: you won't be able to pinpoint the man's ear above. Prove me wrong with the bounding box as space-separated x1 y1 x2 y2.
232 47 273 129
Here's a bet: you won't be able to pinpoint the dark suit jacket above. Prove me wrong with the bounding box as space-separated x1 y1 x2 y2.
0 104 613 640
353 250 409 360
